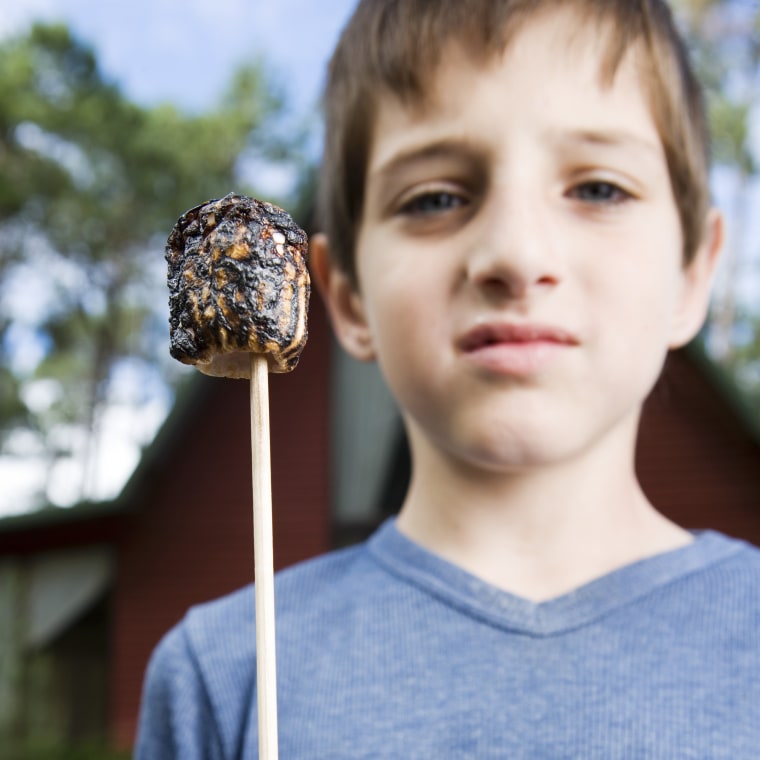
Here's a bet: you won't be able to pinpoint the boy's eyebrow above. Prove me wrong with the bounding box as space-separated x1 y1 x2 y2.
560 129 662 159
371 139 485 181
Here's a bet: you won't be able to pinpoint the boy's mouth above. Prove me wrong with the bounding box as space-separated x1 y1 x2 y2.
458 322 579 352
457 322 579 376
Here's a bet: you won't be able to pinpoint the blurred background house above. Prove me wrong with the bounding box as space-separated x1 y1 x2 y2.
2 311 760 755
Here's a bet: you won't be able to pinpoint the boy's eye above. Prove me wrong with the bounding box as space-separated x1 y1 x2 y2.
568 181 631 204
397 190 469 216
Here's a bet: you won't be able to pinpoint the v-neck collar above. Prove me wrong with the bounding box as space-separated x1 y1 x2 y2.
367 518 744 636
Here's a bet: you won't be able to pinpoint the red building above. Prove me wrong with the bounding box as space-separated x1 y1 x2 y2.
1 302 759 752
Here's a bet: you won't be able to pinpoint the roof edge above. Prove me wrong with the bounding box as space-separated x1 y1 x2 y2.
0 371 215 535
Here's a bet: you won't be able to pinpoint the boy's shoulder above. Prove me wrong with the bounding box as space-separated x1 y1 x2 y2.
179 528 395 661
695 529 760 580
185 541 364 633
700 530 760 599
137 537 385 756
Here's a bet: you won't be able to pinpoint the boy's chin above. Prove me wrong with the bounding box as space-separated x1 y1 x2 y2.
442 430 588 475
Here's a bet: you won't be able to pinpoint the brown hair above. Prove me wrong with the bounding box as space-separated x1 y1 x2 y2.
317 0 711 283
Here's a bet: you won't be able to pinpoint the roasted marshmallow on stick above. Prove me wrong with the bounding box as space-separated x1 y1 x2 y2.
166 192 310 376
166 193 310 760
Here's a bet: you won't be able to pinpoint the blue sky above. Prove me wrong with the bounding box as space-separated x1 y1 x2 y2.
1 0 357 115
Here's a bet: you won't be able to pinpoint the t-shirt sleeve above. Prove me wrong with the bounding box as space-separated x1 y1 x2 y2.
134 622 225 760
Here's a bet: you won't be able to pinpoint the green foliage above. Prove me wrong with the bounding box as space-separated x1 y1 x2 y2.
709 98 754 172
675 0 759 170
0 22 305 507
0 365 28 440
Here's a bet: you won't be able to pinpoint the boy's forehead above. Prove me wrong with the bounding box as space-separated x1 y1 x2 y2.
367 11 660 172
441 9 636 98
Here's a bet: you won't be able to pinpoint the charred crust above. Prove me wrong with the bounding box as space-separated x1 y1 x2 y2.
166 193 310 375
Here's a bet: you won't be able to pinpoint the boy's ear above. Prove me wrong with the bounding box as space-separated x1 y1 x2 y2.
310 233 376 362
669 208 724 349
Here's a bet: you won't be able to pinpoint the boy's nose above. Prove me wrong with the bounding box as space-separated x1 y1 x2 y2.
465 197 561 301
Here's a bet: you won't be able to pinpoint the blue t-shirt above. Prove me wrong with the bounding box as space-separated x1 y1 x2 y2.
135 520 760 758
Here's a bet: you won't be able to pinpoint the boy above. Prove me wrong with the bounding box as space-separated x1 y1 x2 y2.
136 0 760 757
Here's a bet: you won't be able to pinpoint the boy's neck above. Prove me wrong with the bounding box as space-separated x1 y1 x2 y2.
395 420 692 603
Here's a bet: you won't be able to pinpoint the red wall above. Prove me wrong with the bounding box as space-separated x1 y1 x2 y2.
111 300 331 749
638 349 760 545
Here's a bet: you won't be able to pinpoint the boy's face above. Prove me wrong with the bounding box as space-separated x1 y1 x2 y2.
316 10 721 473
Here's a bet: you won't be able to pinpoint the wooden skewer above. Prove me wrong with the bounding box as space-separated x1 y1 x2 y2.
250 353 278 759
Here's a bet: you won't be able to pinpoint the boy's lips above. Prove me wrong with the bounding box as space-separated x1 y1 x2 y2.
458 322 579 375
459 322 579 351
